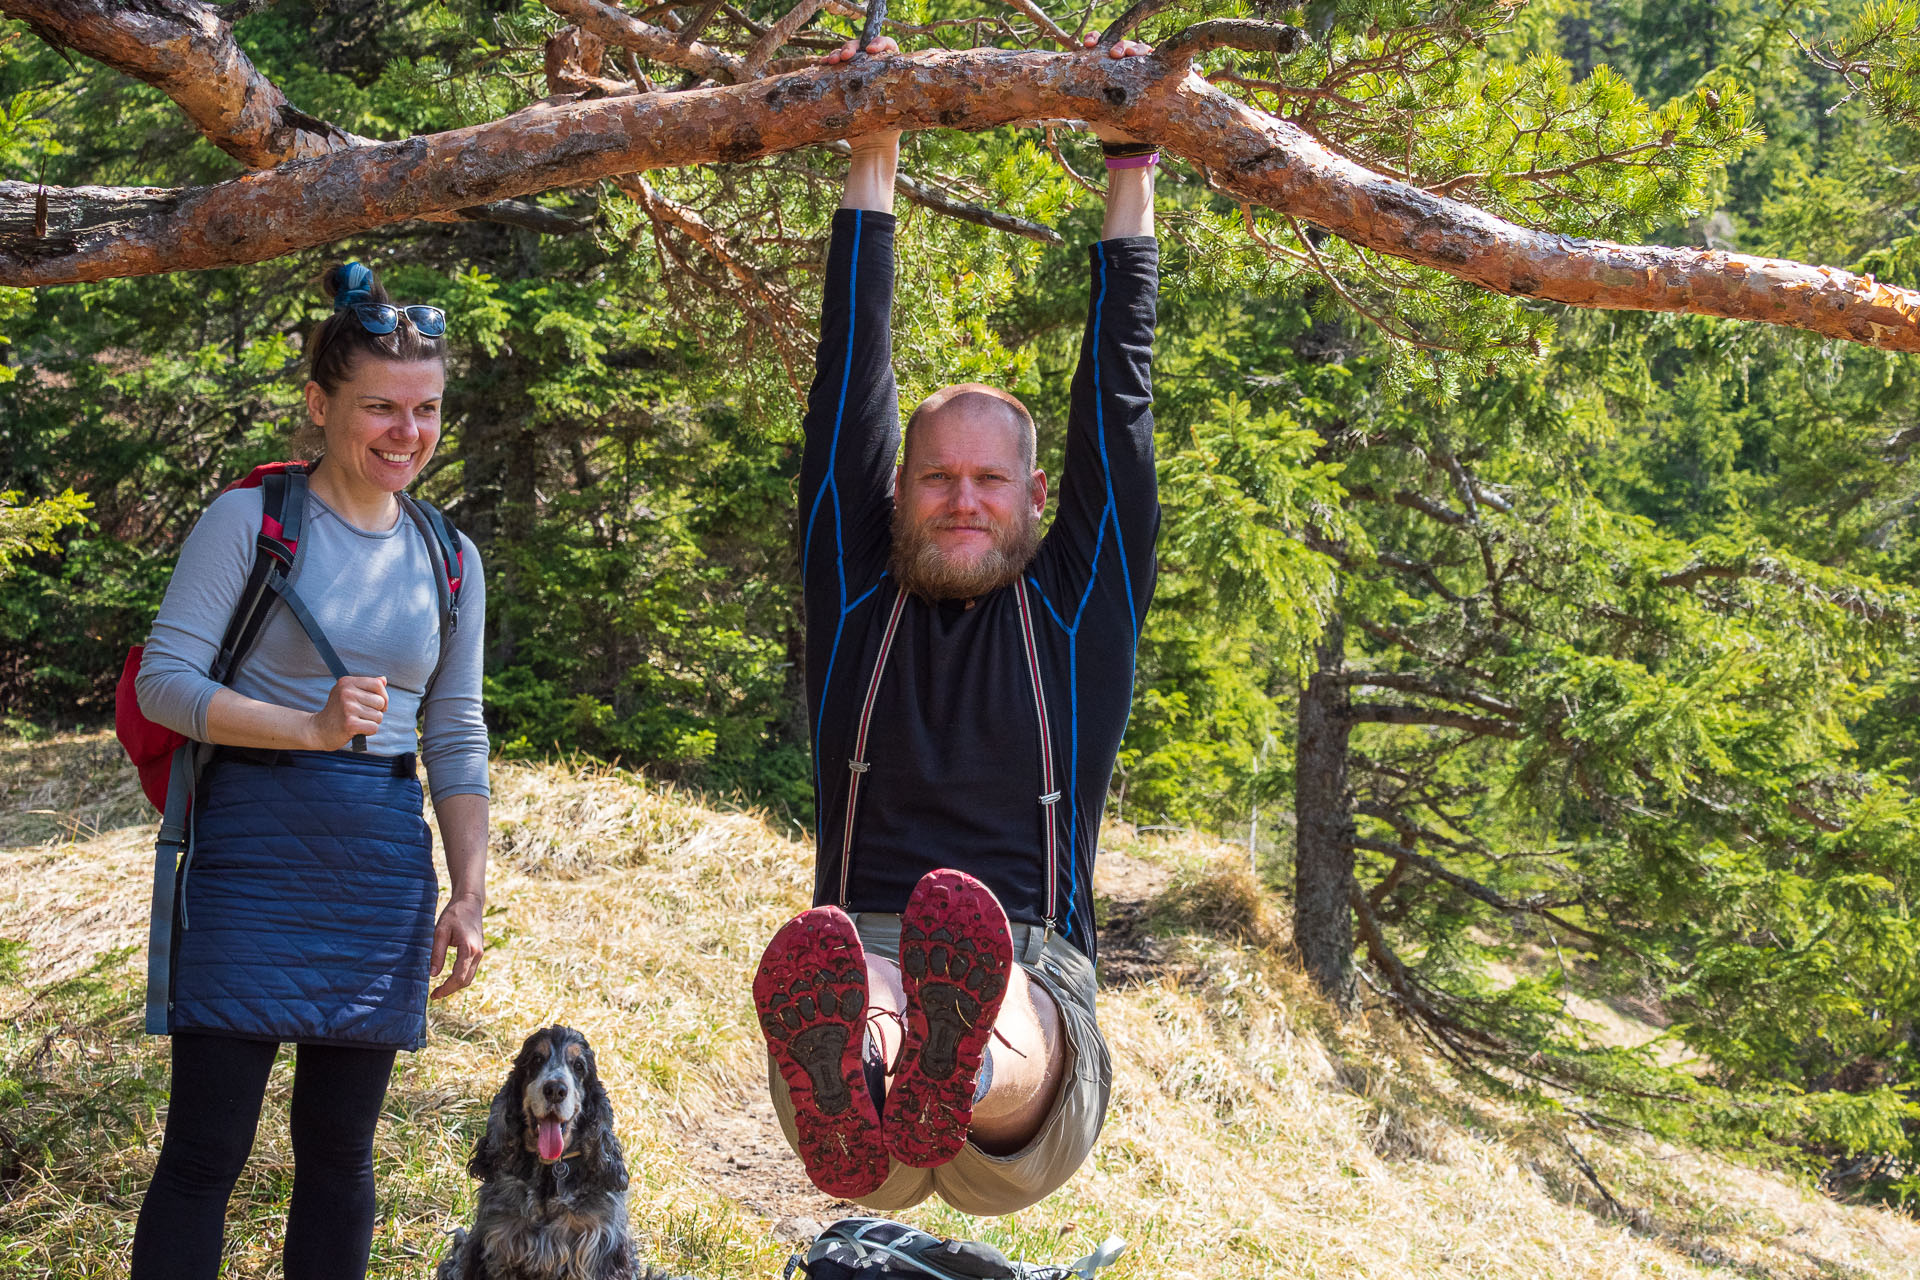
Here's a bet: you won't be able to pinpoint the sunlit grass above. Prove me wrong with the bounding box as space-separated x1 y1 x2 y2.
3 730 1917 1278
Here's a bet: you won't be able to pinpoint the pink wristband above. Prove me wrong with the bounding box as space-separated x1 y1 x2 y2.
1104 152 1159 170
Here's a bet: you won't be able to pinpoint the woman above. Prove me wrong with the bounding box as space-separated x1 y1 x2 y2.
131 261 489 1279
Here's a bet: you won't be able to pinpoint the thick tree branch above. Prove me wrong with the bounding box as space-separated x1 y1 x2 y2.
0 0 371 165
1349 703 1522 739
4 35 1920 355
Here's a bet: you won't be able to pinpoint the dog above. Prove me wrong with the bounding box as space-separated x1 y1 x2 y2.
438 1025 637 1280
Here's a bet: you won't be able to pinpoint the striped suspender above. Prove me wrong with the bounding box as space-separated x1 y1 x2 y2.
1015 582 1062 929
839 589 908 906
838 584 1061 931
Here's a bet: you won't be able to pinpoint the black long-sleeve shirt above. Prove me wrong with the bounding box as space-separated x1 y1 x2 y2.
799 209 1159 962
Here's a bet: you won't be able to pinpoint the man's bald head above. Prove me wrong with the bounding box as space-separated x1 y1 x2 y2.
903 384 1036 474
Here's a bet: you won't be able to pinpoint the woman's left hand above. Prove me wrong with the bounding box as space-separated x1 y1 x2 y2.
430 893 485 999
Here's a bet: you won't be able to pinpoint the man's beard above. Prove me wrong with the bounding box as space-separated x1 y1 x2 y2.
890 505 1042 601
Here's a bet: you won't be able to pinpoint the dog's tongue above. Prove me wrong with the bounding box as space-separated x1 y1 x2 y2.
538 1118 565 1162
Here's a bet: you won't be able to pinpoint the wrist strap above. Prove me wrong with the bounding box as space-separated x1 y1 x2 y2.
1105 153 1159 170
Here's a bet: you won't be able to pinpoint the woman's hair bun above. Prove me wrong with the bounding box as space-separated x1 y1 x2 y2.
303 258 446 404
320 260 391 307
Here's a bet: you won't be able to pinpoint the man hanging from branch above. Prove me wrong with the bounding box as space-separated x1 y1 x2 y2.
751 32 1160 1214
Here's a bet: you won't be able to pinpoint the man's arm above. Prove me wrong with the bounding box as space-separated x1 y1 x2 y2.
1036 40 1161 626
797 63 903 609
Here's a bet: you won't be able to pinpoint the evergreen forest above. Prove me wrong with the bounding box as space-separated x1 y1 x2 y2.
2 0 1917 1207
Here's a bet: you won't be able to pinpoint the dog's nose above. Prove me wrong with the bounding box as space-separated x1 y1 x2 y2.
543 1079 567 1104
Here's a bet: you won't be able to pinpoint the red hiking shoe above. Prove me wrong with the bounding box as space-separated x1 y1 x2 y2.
884 870 1015 1168
753 906 889 1199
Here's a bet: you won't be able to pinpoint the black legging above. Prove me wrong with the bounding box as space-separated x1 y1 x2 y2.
131 1032 396 1280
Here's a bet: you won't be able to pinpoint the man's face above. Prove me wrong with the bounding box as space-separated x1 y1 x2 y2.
891 403 1047 600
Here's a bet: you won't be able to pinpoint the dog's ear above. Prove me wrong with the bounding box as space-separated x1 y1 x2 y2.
577 1041 631 1192
471 1034 538 1181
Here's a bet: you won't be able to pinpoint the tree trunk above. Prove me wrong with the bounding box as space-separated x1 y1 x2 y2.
1294 607 1359 1015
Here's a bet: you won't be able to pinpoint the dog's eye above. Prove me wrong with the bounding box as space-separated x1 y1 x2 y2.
568 1057 584 1076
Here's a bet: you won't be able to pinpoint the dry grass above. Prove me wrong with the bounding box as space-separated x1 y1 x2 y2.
3 730 1918 1279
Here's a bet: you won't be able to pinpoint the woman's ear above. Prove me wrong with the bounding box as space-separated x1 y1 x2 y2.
304 379 329 429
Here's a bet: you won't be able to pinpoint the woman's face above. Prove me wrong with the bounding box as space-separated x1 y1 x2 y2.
303 358 446 498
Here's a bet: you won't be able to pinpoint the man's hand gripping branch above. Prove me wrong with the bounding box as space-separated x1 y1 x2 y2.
825 35 1156 236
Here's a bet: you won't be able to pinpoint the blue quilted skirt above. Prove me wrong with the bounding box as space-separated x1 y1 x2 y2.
169 748 437 1050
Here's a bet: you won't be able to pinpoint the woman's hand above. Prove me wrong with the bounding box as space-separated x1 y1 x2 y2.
307 674 386 750
430 892 485 1000
1082 33 1152 144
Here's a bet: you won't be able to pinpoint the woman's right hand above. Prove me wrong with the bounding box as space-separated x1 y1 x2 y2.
308 674 387 750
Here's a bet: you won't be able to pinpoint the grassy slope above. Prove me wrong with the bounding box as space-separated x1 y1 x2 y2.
2 731 1916 1279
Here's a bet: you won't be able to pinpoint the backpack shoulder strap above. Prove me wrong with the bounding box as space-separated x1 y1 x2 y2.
208 468 303 685
399 493 465 692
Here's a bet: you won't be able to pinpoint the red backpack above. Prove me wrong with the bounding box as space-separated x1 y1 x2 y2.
120 461 466 1036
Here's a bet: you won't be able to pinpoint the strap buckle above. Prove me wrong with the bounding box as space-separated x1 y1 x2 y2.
1039 790 1062 805
848 760 871 774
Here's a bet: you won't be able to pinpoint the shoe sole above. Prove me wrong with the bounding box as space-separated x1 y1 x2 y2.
753 906 889 1199
884 870 1014 1168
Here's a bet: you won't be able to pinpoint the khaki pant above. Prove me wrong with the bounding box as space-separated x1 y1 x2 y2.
768 913 1112 1216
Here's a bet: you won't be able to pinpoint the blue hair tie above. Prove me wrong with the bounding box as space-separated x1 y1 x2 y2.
331 262 376 312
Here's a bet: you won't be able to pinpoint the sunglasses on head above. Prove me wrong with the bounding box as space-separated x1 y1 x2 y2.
343 302 447 338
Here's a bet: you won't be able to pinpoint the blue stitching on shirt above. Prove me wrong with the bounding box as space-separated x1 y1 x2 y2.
810 212 865 817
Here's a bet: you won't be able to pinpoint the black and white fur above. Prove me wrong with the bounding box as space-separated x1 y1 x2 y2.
439 1026 636 1280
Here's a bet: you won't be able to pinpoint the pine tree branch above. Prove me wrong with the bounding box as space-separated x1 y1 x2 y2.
1345 483 1471 527
1157 19 1309 69
744 0 833 76
999 0 1076 50
1339 671 1522 720
540 0 748 83
1097 0 1178 47
1354 620 1499 682
4 28 1920 357
1353 836 1597 934
1348 703 1523 739
892 171 1063 243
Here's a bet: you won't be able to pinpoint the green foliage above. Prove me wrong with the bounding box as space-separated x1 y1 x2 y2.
0 489 89 578
3 0 1918 1199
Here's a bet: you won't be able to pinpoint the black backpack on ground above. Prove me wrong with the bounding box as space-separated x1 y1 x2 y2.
785 1218 1126 1280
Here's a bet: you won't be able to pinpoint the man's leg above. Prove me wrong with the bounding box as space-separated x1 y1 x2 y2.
865 953 1067 1155
753 906 891 1199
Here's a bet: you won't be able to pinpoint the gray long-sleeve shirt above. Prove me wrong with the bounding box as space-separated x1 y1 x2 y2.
137 485 490 799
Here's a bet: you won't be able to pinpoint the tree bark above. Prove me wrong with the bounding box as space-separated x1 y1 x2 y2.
1295 609 1360 1015
2 0 371 165
2 36 1918 354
